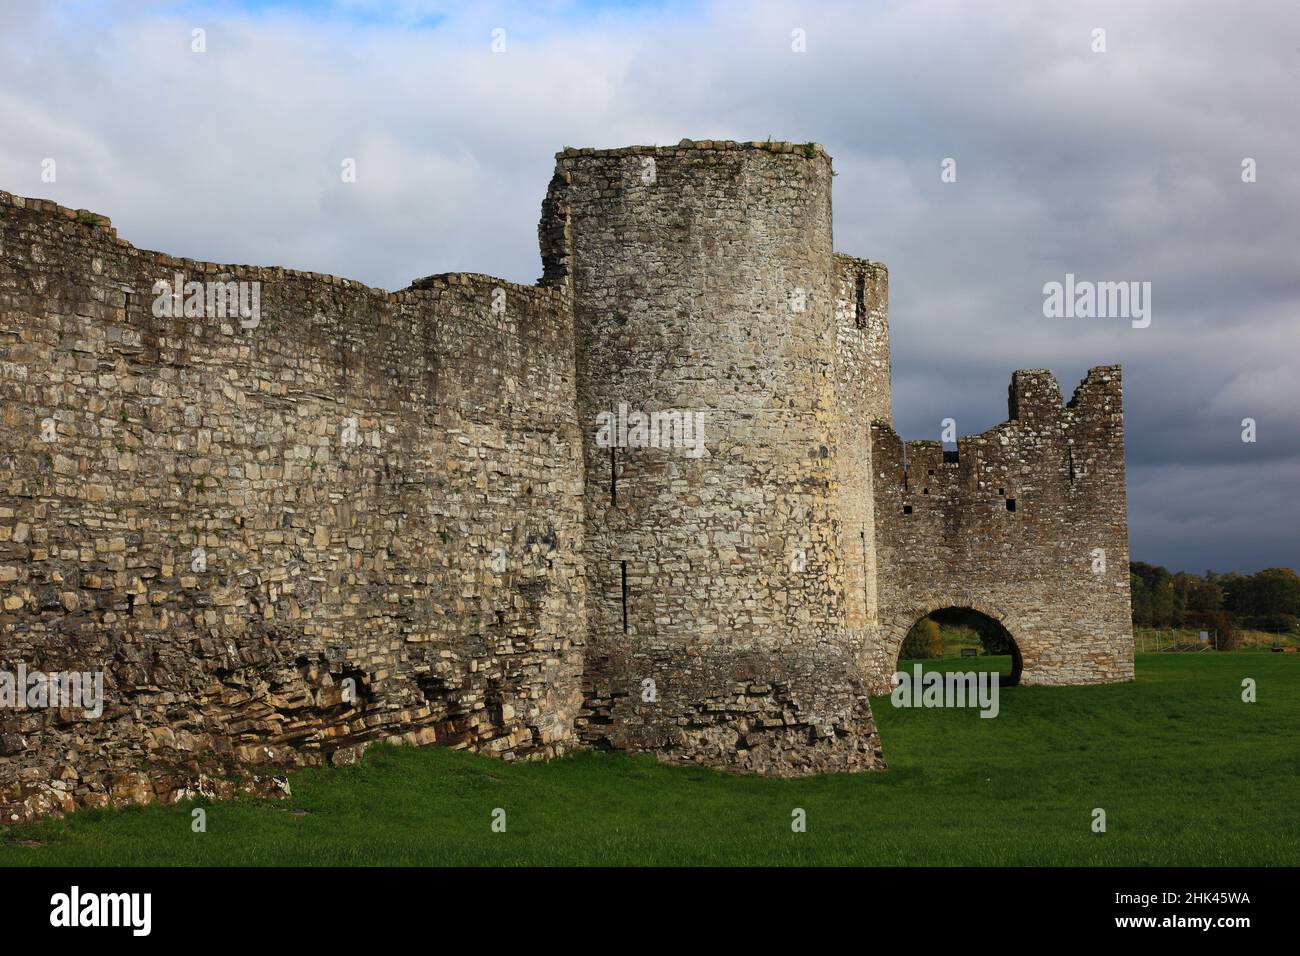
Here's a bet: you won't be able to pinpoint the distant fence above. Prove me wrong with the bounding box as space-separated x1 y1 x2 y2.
1136 630 1217 653
1135 628 1300 653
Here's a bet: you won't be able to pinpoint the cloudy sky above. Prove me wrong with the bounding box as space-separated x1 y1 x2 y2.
2 0 1296 574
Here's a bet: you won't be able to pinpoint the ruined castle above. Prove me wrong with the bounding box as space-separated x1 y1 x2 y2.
0 140 1133 821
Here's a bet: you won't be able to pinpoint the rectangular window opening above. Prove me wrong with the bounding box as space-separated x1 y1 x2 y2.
1006 498 1017 512
903 504 913 515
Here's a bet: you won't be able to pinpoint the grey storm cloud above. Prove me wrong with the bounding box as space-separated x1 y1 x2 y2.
1 0 1296 573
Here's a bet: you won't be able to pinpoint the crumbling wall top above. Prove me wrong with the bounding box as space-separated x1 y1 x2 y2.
554 139 832 164
1 189 559 306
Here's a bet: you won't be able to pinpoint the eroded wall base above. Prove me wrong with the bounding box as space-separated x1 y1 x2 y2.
578 649 885 775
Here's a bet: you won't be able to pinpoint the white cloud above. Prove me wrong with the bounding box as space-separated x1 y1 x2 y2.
0 0 1296 571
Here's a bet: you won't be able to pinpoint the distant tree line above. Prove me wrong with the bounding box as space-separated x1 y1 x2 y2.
1130 562 1300 637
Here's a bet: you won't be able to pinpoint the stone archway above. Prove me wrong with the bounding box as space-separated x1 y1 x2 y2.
871 600 1030 694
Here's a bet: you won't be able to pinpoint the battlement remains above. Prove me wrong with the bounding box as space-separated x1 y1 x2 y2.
868 366 1132 691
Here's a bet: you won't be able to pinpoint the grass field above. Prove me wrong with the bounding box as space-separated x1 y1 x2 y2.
2 653 1297 866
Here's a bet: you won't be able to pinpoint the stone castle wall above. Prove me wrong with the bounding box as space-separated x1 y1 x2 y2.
0 138 1133 820
544 142 883 774
868 367 1134 692
0 191 586 822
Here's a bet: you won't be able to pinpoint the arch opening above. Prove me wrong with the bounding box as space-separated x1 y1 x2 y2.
897 607 1022 686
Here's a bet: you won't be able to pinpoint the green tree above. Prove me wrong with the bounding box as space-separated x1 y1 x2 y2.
1130 571 1152 627
1186 577 1223 619
900 618 943 659
1243 568 1300 617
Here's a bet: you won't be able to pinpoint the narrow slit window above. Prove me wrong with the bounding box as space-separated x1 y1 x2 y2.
620 560 629 634
854 272 866 329
610 447 617 506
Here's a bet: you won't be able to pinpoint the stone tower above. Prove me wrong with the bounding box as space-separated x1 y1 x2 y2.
540 141 885 773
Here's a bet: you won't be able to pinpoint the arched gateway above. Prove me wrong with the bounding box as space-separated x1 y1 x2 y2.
888 605 1025 687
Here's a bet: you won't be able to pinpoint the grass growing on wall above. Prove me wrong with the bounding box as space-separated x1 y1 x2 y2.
2 654 1296 866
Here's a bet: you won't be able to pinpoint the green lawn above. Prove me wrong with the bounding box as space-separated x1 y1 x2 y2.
2 653 1297 866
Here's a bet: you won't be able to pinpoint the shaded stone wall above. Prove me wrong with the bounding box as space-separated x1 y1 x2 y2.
834 254 891 426
869 367 1134 692
0 191 586 822
833 254 890 636
545 141 884 774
